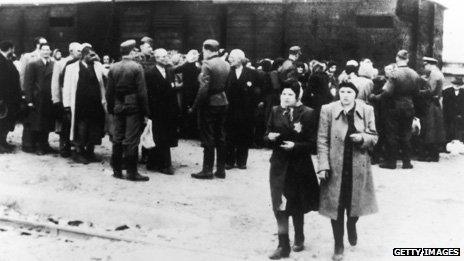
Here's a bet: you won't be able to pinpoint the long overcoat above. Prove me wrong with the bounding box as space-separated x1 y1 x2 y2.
24 59 55 132
317 100 378 219
62 61 107 141
145 65 179 147
0 53 21 130
265 104 319 215
225 67 261 147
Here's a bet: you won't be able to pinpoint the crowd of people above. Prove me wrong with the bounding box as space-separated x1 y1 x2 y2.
1 35 464 261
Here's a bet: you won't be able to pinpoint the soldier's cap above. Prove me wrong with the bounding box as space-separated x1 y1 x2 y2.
396 49 409 60
140 36 153 45
120 39 136 49
202 39 220 52
289 46 302 55
452 75 464 85
423 56 438 65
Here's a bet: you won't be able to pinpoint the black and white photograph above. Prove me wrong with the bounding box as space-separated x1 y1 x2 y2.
0 0 463 260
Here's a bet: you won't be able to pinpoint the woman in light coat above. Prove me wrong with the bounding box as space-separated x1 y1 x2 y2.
317 81 378 261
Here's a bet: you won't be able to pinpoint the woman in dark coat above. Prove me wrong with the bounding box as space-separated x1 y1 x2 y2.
318 82 378 261
264 79 319 259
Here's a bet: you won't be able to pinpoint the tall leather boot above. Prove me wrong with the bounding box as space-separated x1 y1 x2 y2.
111 144 124 179
347 216 359 246
126 155 149 182
214 145 227 179
191 147 214 179
269 233 290 259
331 219 345 261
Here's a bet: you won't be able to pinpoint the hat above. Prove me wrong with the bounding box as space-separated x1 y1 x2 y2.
452 76 464 85
423 56 438 65
339 81 358 95
396 49 409 60
289 46 302 55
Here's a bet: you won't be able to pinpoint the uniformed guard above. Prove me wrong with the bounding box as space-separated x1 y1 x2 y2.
106 40 150 181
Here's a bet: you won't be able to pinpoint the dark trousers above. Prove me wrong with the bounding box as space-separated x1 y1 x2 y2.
22 124 49 150
384 108 414 163
147 146 172 169
226 143 249 167
0 125 9 144
199 106 227 172
74 118 102 152
59 111 72 153
111 113 143 171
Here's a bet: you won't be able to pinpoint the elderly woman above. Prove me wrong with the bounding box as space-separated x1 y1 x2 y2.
317 81 378 261
264 79 319 259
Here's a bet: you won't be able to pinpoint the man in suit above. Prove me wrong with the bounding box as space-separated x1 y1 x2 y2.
443 75 464 142
145 48 179 175
190 39 230 179
173 49 201 139
51 42 82 158
224 49 261 169
0 41 21 153
22 43 56 155
19 36 47 91
138 36 156 164
106 40 150 181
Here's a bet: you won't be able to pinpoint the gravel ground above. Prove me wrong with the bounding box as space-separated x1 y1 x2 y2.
0 125 463 261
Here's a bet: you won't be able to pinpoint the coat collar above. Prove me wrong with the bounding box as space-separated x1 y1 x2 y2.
334 100 364 120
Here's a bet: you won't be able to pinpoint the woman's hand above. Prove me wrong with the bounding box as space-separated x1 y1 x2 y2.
349 133 364 143
280 141 295 150
267 132 280 141
317 170 329 182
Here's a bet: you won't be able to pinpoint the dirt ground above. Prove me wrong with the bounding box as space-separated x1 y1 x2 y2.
0 125 463 261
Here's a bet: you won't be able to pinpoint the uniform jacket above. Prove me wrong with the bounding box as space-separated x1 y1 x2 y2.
63 61 107 140
382 65 420 111
24 58 55 132
317 100 378 219
191 55 230 110
106 58 149 117
145 64 179 147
